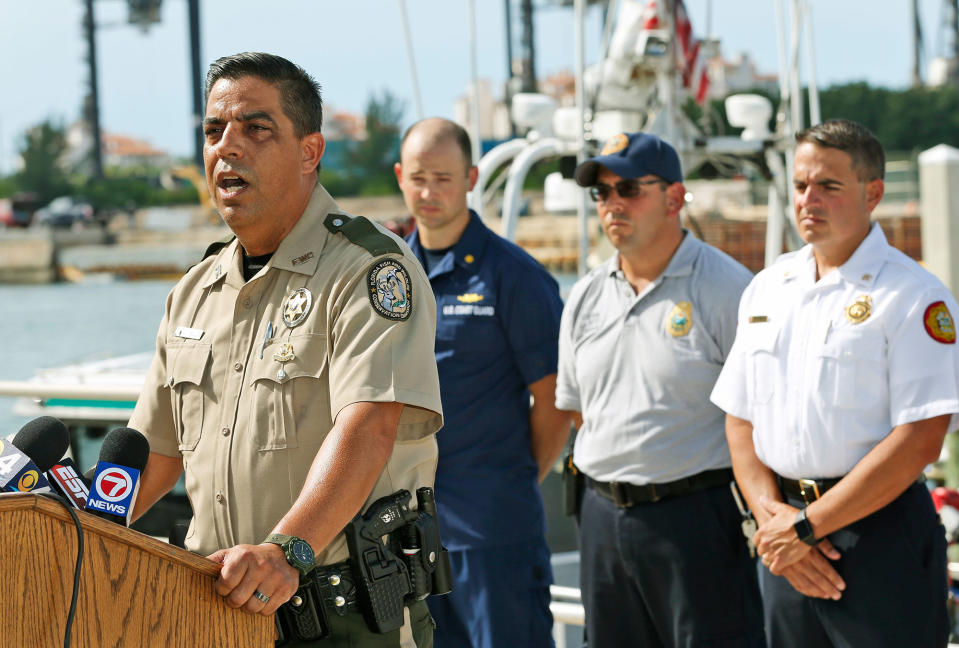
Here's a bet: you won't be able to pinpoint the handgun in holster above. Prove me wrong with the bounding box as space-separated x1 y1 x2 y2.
345 487 453 634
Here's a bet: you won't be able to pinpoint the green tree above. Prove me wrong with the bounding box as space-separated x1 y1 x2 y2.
15 120 72 203
348 90 406 195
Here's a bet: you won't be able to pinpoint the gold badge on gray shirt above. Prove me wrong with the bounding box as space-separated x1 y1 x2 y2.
667 301 693 337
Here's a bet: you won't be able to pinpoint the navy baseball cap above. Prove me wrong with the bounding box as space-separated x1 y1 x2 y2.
574 132 683 186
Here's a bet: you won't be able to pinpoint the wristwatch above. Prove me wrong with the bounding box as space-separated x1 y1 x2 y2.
793 507 818 546
264 533 315 575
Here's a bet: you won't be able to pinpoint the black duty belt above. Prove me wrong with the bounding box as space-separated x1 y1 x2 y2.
312 559 358 615
779 476 843 505
586 468 734 508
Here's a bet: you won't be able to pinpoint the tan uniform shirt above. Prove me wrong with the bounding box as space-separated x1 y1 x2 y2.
130 182 442 566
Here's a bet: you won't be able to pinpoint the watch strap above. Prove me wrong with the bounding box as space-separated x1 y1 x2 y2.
264 533 294 546
793 507 817 546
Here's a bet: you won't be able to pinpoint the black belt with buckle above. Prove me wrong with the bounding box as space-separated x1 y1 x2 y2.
586 468 734 508
779 476 843 505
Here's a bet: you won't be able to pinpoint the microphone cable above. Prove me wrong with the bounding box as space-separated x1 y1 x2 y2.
38 492 84 648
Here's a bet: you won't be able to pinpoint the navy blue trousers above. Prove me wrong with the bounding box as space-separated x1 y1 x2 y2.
428 536 554 648
761 481 948 648
579 484 766 648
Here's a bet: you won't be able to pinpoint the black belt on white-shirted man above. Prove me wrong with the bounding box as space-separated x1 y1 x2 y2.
586 468 734 508
778 475 844 505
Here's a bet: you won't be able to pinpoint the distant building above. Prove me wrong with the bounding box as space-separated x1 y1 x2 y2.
64 122 170 171
706 52 778 98
325 109 367 142
102 133 169 168
454 79 512 141
321 107 367 170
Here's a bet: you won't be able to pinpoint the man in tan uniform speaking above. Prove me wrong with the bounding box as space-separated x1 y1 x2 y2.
127 52 443 647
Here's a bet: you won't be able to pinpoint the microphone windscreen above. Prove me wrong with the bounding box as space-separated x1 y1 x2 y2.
13 416 70 473
98 427 150 472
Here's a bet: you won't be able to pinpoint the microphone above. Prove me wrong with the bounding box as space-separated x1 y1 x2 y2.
85 427 150 526
47 457 92 510
0 416 70 493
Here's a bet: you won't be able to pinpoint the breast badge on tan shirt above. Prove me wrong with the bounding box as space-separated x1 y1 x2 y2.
924 301 956 344
368 259 413 321
845 295 872 324
666 301 693 337
283 288 313 328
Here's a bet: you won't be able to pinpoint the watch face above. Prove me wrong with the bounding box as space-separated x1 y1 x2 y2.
290 539 314 566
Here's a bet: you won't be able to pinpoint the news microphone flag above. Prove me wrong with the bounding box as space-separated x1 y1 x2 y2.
0 438 51 493
85 461 141 526
47 457 91 509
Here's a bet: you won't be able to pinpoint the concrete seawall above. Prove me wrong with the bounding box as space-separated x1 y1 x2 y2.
0 230 55 283
0 194 922 283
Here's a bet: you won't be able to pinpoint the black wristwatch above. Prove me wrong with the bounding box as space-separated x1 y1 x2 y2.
264 533 315 575
793 507 818 546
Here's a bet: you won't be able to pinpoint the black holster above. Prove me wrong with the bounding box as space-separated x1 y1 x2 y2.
563 451 585 516
275 487 453 644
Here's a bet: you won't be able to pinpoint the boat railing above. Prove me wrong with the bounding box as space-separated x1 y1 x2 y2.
0 381 141 401
550 584 584 648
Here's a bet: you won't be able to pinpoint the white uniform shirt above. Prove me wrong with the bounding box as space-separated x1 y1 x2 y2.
556 232 752 484
711 223 959 479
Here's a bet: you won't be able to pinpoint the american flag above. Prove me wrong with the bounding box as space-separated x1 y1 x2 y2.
672 0 711 104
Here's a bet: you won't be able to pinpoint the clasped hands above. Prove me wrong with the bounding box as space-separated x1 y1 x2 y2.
753 496 846 600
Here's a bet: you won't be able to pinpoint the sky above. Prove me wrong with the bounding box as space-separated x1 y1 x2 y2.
0 0 941 174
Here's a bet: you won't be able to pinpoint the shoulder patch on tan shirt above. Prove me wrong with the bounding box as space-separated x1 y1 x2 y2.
324 213 402 257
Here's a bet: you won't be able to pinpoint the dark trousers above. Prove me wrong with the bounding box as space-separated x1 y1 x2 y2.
428 537 554 648
579 484 766 648
761 481 948 648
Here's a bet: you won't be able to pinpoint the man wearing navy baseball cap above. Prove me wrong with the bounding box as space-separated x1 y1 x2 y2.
556 132 765 647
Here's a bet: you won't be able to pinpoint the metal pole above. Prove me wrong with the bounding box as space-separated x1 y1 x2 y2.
505 0 516 136
912 0 923 87
83 0 104 179
789 0 804 133
188 0 203 169
398 0 424 120
520 0 536 92
802 1 820 126
575 0 589 276
468 0 482 167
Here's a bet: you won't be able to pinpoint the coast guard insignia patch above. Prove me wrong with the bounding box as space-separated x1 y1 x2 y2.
924 301 956 344
601 133 629 155
667 301 693 337
368 259 413 321
282 288 313 328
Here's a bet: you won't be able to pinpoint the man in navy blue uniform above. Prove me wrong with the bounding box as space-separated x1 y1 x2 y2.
395 117 571 648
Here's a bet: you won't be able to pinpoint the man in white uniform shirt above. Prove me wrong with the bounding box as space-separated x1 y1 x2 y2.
711 119 958 648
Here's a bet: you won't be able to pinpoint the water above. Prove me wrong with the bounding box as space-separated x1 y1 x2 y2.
0 279 176 433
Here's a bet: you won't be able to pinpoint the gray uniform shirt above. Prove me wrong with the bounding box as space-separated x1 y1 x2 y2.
555 231 752 484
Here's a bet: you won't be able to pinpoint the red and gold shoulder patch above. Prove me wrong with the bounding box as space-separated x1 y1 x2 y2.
924 301 956 344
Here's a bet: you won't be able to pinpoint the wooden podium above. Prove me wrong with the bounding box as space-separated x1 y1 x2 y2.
0 493 273 647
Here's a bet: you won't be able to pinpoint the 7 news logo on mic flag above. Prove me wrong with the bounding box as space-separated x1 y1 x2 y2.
86 461 141 523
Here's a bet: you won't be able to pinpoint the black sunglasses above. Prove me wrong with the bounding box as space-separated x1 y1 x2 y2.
588 179 666 202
